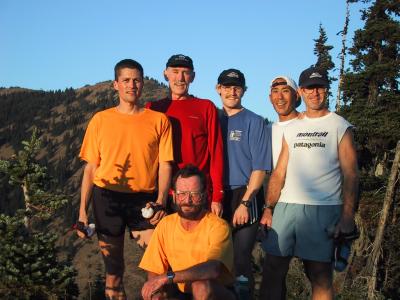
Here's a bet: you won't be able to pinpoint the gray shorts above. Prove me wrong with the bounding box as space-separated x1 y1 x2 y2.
262 202 342 262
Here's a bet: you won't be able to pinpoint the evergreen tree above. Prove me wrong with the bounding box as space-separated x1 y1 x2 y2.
338 1 400 298
313 23 336 107
0 127 67 229
340 0 400 174
0 128 78 298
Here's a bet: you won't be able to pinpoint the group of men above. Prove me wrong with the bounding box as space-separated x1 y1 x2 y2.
77 54 359 300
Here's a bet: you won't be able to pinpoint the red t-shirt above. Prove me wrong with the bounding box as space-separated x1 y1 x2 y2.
147 97 224 203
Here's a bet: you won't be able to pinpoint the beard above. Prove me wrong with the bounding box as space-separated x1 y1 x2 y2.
174 202 206 220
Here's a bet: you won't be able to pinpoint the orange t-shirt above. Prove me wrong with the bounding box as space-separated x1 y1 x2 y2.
79 108 173 193
139 212 234 292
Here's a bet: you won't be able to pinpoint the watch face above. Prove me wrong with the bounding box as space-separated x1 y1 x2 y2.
241 200 250 207
167 271 175 280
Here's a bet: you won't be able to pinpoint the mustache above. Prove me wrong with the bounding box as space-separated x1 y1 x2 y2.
180 203 203 208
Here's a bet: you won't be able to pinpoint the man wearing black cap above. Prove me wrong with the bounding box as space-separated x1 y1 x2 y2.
217 68 272 296
147 54 225 216
260 66 359 299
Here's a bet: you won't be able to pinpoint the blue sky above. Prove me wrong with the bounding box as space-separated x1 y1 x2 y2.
0 0 369 121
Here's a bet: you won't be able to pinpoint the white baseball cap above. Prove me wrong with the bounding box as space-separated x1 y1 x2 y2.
270 76 298 91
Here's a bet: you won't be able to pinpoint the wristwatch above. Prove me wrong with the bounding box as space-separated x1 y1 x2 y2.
166 271 175 284
240 200 251 207
263 203 275 210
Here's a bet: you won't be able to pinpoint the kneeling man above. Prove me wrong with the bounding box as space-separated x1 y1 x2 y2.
140 165 235 300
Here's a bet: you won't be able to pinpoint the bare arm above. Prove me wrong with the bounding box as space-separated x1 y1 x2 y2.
78 162 97 238
260 138 289 227
233 170 266 226
141 260 223 300
150 161 172 225
336 128 359 236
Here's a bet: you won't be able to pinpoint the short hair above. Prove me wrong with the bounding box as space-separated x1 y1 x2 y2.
114 59 144 81
172 164 207 193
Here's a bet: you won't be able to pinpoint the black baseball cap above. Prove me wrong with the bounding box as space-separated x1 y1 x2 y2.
217 69 246 87
298 66 329 88
166 54 194 70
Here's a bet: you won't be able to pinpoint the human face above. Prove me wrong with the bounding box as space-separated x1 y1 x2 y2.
173 175 205 220
299 85 328 112
216 84 244 112
113 68 143 105
164 67 194 100
269 79 298 118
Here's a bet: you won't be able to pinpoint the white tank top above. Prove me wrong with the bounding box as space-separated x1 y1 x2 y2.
279 112 352 205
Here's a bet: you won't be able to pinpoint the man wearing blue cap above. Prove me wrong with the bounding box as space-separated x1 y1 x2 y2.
260 66 359 299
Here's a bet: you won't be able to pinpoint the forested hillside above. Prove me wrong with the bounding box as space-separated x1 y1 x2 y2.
0 78 168 298
0 78 168 214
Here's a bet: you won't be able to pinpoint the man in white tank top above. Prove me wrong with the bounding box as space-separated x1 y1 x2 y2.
260 66 359 300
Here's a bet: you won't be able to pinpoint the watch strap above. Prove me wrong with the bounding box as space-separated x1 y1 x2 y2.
240 200 251 207
166 271 175 284
263 203 275 210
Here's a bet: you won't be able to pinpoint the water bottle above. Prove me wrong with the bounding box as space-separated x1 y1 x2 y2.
334 240 351 272
235 275 250 300
85 223 96 238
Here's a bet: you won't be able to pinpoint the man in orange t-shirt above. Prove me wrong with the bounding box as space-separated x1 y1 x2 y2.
78 59 173 299
140 165 235 300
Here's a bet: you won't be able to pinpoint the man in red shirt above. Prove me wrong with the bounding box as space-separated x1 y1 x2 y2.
148 54 224 216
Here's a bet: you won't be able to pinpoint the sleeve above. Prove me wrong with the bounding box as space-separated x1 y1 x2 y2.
249 117 272 172
337 117 353 144
158 114 174 162
206 220 233 273
79 114 101 165
206 220 233 282
138 220 169 274
206 102 224 202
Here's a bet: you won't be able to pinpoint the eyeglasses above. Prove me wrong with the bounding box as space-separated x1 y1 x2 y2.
302 86 327 94
175 191 203 201
221 85 243 92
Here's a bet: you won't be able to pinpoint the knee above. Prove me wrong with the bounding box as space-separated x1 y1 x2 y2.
98 238 125 276
304 264 333 289
308 273 333 290
191 280 212 300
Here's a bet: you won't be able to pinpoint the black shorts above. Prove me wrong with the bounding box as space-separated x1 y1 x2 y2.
92 185 157 236
222 186 264 226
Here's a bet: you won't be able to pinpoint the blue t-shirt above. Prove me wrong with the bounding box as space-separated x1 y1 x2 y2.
219 108 272 189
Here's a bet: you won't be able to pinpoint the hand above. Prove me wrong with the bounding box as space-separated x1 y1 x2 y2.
334 216 355 239
211 202 223 217
260 208 273 228
141 275 168 300
76 215 88 239
232 204 249 227
149 208 167 226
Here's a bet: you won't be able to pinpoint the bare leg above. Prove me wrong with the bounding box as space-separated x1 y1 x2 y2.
303 260 333 300
98 233 126 300
191 280 236 300
131 228 154 249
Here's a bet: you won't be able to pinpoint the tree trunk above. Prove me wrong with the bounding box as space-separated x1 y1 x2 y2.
366 141 400 299
336 0 350 111
22 181 31 230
